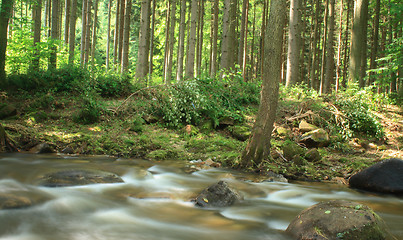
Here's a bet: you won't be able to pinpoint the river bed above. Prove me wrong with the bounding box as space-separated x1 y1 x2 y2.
0 153 402 240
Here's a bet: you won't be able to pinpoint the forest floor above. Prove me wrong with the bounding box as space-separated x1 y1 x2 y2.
1 92 402 184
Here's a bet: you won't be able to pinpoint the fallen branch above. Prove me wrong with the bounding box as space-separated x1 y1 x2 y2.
0 123 18 152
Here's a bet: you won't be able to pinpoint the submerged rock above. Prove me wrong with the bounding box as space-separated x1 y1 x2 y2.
349 158 403 195
195 180 242 208
286 200 395 240
0 193 32 209
38 169 124 187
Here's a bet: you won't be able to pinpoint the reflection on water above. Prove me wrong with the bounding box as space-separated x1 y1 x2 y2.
0 153 402 240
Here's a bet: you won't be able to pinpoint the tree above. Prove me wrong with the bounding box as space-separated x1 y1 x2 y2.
49 0 59 70
220 0 236 72
241 0 287 167
176 0 186 81
285 0 302 87
323 0 336 94
185 0 198 78
105 0 112 70
80 0 88 65
121 0 131 73
32 0 42 72
91 0 99 65
68 0 77 64
0 0 13 82
209 0 218 78
165 0 176 83
64 0 70 43
349 0 369 86
136 0 151 81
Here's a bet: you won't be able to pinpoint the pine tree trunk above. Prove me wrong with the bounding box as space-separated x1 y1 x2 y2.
185 0 198 79
105 0 112 70
68 0 77 64
176 0 186 81
80 0 88 65
49 0 59 70
323 0 335 94
249 4 256 80
285 0 301 87
342 0 352 88
163 1 171 82
241 0 287 167
196 0 203 76
335 0 344 92
136 0 151 81
113 0 120 65
166 0 176 83
309 0 321 90
64 0 70 43
209 0 218 78
32 0 42 72
319 0 329 94
121 0 131 73
220 0 236 72
84 0 92 65
238 0 248 69
0 0 13 82
117 0 125 65
148 0 156 82
368 0 380 86
241 0 249 80
91 0 98 65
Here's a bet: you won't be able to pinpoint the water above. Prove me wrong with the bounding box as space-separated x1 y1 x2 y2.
0 153 402 240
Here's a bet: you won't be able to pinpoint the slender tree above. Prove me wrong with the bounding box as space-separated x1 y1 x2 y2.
136 0 151 81
209 0 218 78
285 0 302 87
368 0 380 86
166 0 176 83
113 0 120 65
238 0 249 79
335 0 344 92
0 0 14 82
64 0 70 43
80 0 88 65
49 0 59 70
105 0 112 70
220 0 236 72
241 0 287 167
68 0 77 64
117 0 125 65
32 0 42 71
91 0 99 65
148 0 156 81
323 0 336 94
176 0 186 81
121 0 131 73
185 0 198 78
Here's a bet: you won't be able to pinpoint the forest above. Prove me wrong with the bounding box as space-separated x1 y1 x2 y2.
0 0 402 177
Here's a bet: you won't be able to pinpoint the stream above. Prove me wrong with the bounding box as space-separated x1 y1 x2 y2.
0 153 402 240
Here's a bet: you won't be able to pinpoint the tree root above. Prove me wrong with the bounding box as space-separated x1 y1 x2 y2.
0 123 18 152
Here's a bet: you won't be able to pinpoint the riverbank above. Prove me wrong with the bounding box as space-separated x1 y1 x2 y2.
1 87 402 183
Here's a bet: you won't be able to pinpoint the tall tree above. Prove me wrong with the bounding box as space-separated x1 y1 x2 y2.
148 0 156 80
285 0 302 87
195 0 203 76
64 0 70 43
91 0 99 65
121 0 131 73
0 0 14 82
68 0 77 64
185 0 198 78
113 0 120 65
220 0 236 72
32 0 42 71
309 0 321 90
209 0 218 78
136 0 151 81
117 0 125 65
105 0 112 70
368 0 380 86
238 0 249 78
166 0 176 83
49 0 59 70
80 0 88 65
176 0 186 81
335 0 344 92
349 0 369 86
241 0 287 167
323 0 336 94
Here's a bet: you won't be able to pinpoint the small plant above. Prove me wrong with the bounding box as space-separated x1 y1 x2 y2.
73 94 103 124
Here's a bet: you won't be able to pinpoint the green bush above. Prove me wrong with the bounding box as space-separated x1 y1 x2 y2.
73 95 103 124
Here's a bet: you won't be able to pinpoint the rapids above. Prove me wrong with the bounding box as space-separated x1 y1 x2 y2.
0 153 402 240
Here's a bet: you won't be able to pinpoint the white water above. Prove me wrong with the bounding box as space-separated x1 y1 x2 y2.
0 153 402 240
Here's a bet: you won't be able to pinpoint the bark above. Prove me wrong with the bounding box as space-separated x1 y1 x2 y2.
220 0 236 72
0 124 18 152
68 0 77 64
117 0 125 65
136 0 151 81
121 0 131 73
185 0 198 78
335 0 344 92
166 0 176 83
238 0 248 68
80 0 88 65
91 0 99 65
0 0 13 82
241 0 287 167
249 4 256 80
348 0 369 86
359 0 368 87
176 0 186 81
342 0 352 88
113 0 120 65
64 0 70 43
196 0 203 76
49 0 59 70
84 0 92 65
368 0 380 86
323 0 336 94
32 0 42 72
106 0 112 70
319 0 329 94
241 0 249 80
209 0 218 78
285 0 301 87
148 0 156 81
163 1 171 82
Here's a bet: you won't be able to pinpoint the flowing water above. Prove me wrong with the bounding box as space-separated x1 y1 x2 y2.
0 153 402 240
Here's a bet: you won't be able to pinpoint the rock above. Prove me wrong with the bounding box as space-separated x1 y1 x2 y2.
299 120 318 133
30 143 55 154
0 104 17 119
38 169 124 187
286 200 394 240
349 158 403 195
61 146 75 154
276 126 292 139
230 125 251 141
0 193 32 209
282 140 306 161
195 181 242 208
299 128 330 148
218 116 235 127
305 148 322 162
261 171 288 183
142 114 159 124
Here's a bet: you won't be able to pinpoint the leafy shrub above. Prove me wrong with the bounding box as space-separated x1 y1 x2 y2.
94 73 134 97
73 94 103 124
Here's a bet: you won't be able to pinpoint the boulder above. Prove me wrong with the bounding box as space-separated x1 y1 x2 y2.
305 148 322 163
299 128 330 148
286 200 394 240
0 193 32 209
230 125 251 141
195 181 242 208
38 169 124 187
299 120 318 133
0 104 17 119
349 158 403 195
30 143 55 154
282 140 306 161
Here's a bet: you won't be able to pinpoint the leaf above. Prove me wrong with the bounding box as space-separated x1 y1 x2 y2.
203 198 208 203
325 210 331 214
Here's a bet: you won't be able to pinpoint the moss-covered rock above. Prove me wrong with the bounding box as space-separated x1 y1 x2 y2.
230 125 251 141
286 200 395 240
282 140 306 162
299 128 330 148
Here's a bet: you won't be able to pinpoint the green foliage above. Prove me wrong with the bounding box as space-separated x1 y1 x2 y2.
73 94 104 124
93 71 135 97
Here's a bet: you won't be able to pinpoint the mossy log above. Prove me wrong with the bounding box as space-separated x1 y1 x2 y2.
0 123 18 152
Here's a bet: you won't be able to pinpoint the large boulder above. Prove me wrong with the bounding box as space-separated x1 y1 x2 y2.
299 128 330 148
286 200 395 240
38 169 124 187
349 158 403 195
195 181 242 207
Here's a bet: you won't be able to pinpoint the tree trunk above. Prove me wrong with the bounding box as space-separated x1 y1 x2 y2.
80 0 88 65
241 0 287 167
220 0 236 72
84 0 92 65
249 3 256 80
241 0 249 80
368 0 380 86
105 0 112 70
49 0 59 70
32 0 42 72
238 0 248 69
0 0 13 82
64 0 70 43
176 0 186 81
323 0 335 94
185 0 198 79
348 0 369 86
335 0 344 92
113 0 120 65
285 0 301 87
91 0 98 65
209 0 218 78
166 0 176 83
136 0 151 81
68 0 77 64
196 0 204 76
319 0 329 94
117 0 125 65
148 0 156 83
121 0 131 73
342 0 352 88
0 124 18 153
